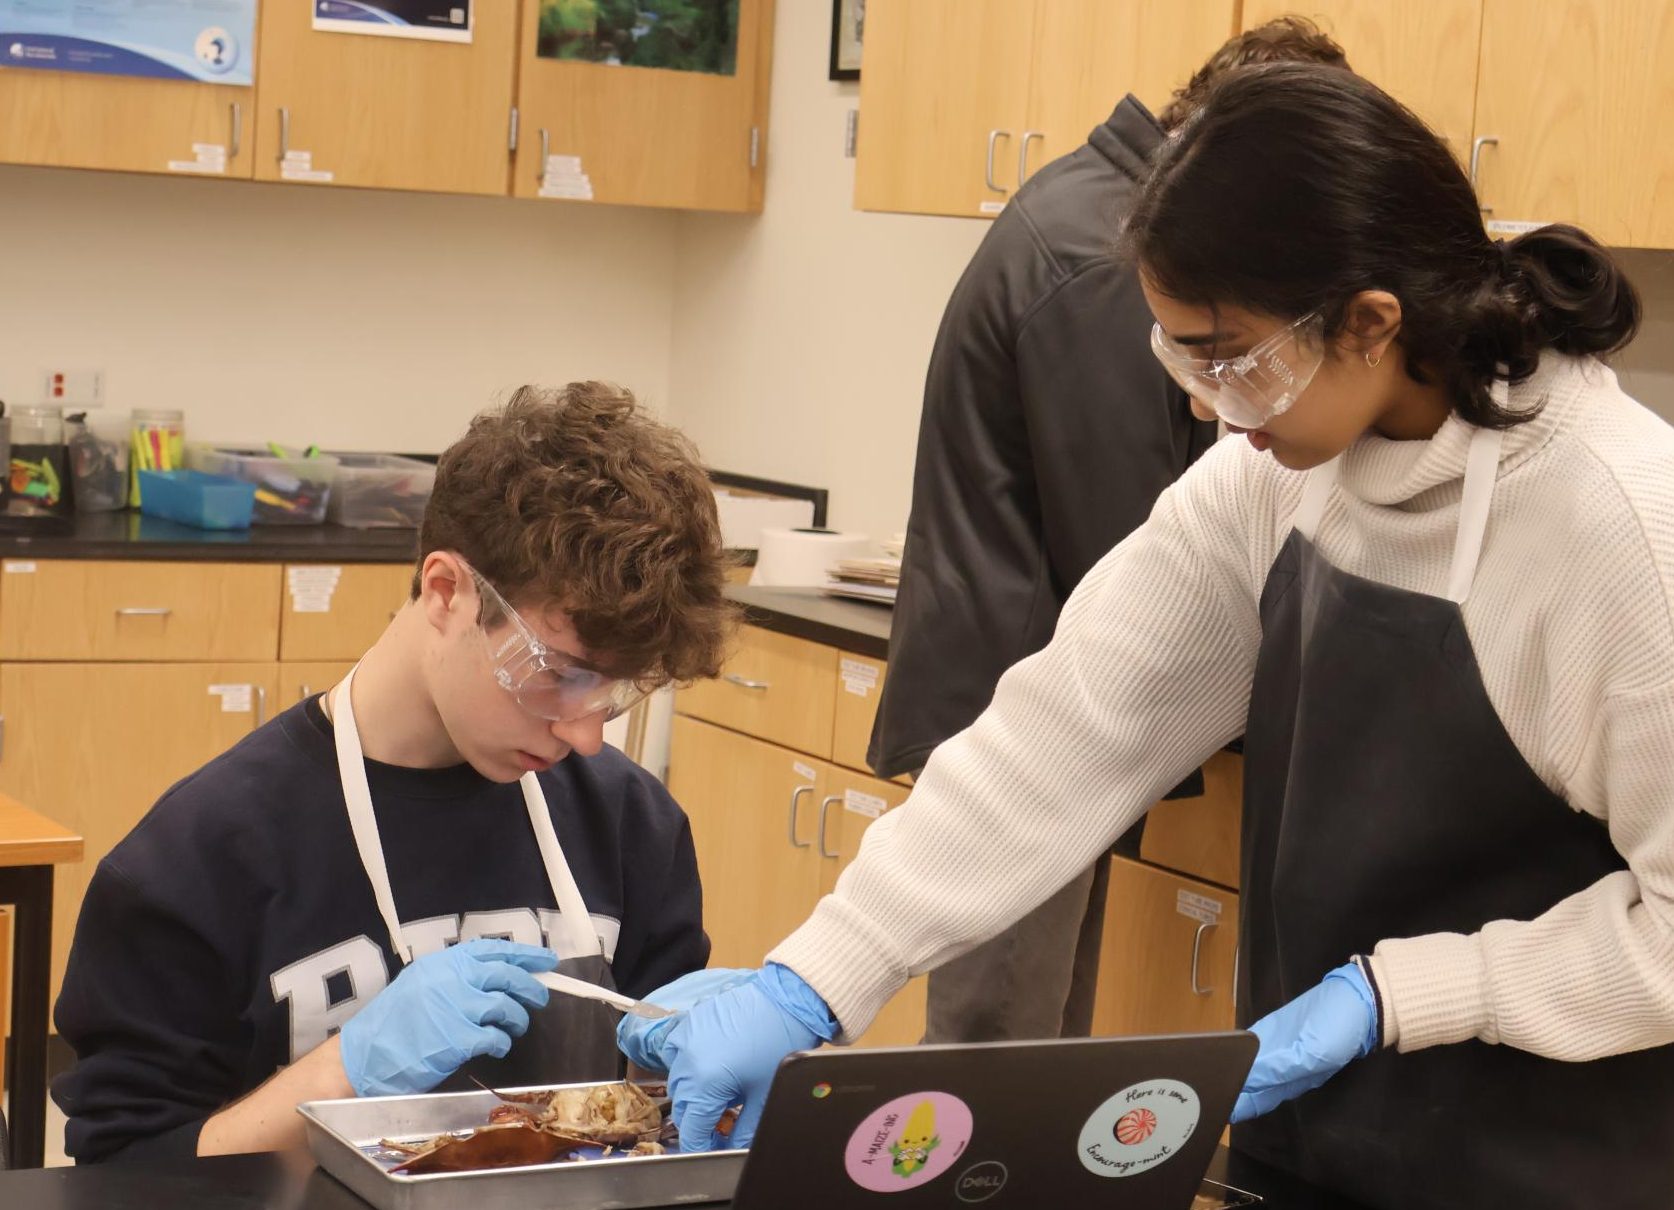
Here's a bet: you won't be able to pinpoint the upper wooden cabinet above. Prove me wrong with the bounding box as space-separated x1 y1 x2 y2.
1240 0 1483 158
1473 0 1674 248
251 1 519 194
511 0 775 212
0 72 252 178
854 0 1236 218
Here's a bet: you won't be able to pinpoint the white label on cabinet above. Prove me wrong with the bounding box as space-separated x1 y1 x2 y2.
288 565 342 613
839 658 879 698
281 150 333 183
208 683 253 713
793 761 818 783
1175 889 1222 926
4 561 36 573
1485 219 1548 236
540 154 594 201
169 143 227 175
844 789 887 819
979 200 1006 215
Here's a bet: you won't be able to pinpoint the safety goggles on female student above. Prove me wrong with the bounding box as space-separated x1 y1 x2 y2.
1149 310 1326 431
462 559 647 723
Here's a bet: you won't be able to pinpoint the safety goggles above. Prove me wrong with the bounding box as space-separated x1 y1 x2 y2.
1150 311 1326 431
462 560 647 723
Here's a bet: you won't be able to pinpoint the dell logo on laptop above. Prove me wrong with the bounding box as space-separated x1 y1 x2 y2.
955 1161 1009 1203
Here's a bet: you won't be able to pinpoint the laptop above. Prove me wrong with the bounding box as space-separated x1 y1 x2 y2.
732 1031 1258 1209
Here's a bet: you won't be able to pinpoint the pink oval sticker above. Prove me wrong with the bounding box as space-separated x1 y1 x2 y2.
844 1091 974 1193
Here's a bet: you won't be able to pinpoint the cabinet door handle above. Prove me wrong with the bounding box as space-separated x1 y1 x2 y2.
723 673 770 691
229 102 241 159
253 685 268 729
984 129 1012 194
1016 130 1043 188
115 607 172 617
1470 135 1499 215
298 684 312 703
787 784 815 848
538 128 550 184
1189 921 1216 996
278 107 290 164
816 795 843 859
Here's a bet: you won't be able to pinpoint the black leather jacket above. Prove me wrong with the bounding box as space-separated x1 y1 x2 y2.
870 96 1216 778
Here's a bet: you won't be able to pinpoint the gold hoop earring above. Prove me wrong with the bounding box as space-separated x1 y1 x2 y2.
1365 351 1383 369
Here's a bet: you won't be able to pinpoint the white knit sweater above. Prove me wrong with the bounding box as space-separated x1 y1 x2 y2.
771 354 1674 1060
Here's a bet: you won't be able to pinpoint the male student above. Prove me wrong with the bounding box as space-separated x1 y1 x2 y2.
52 382 735 1162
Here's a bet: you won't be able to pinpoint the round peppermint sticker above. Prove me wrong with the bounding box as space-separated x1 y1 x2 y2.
1077 1080 1200 1178
844 1091 974 1193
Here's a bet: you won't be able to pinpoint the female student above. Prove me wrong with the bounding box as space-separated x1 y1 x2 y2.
652 63 1674 1209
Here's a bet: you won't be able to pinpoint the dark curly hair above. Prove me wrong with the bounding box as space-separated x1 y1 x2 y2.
416 382 736 685
1156 15 1349 131
1125 62 1640 429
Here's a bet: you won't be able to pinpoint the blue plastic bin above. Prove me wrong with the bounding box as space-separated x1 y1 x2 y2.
137 470 256 530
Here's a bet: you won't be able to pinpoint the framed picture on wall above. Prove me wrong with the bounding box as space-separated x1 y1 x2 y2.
829 0 863 81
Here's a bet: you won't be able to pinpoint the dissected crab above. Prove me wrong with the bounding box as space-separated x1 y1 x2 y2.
385 1081 688 1175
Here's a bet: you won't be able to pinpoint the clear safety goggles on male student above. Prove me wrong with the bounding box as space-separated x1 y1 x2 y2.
463 560 648 723
1150 310 1326 431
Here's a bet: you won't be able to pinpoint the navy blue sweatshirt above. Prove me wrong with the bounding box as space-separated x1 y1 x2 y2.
52 697 708 1163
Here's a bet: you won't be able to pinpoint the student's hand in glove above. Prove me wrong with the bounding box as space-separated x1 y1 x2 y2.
339 939 558 1097
617 967 759 1074
663 963 838 1152
1231 961 1381 1123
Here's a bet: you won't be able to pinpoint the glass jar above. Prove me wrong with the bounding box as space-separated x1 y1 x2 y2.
9 404 71 517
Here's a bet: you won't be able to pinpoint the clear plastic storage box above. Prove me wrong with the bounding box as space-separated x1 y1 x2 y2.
187 446 339 525
326 453 437 529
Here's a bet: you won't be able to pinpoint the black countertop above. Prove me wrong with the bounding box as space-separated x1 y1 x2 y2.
725 585 893 661
0 1147 1375 1209
0 511 419 564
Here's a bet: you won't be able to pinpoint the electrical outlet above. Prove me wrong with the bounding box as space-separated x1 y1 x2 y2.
42 369 105 406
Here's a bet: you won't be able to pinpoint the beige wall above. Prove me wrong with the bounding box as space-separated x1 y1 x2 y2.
666 1 987 544
0 164 680 450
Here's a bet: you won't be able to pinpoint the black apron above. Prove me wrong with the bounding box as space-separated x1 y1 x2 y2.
1234 425 1674 1209
331 670 620 1092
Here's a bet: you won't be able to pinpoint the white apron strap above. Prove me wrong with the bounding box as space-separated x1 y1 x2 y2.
332 668 413 966
520 773 603 960
1445 423 1505 605
1292 455 1340 541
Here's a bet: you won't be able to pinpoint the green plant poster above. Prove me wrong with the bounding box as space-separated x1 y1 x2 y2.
537 0 740 75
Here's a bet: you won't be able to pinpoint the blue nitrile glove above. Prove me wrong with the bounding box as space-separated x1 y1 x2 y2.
664 962 839 1152
339 939 558 1097
617 967 758 1073
1231 961 1381 1124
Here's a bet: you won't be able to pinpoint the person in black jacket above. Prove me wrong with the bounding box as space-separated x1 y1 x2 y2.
869 18 1351 1044
52 383 736 1162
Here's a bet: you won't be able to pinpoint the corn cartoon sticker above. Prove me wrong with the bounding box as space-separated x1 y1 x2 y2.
844 1091 974 1193
1077 1080 1201 1178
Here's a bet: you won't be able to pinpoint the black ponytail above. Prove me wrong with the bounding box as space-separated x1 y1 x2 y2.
1124 64 1642 429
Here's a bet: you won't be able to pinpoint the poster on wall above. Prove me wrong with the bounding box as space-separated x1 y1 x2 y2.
0 0 256 85
829 0 862 81
536 0 739 76
313 0 472 43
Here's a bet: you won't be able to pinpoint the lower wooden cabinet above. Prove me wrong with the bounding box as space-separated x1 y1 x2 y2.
1091 856 1239 1037
279 661 356 710
667 713 926 1047
0 662 280 1003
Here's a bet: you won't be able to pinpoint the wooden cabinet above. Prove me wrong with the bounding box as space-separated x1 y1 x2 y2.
668 715 825 971
667 713 926 1047
0 560 280 662
511 0 775 212
251 0 520 194
279 661 355 711
676 626 838 759
855 0 1235 217
1241 0 1484 158
1140 750 1241 890
0 661 281 1001
1474 0 1674 248
1091 856 1239 1037
279 563 412 661
0 72 252 178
